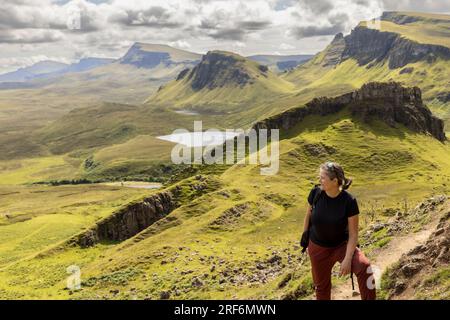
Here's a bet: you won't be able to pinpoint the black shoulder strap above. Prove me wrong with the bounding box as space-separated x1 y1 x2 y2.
311 184 322 209
307 185 321 233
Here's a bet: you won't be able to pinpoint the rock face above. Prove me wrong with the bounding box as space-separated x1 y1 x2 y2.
68 175 219 248
341 26 450 69
252 82 446 142
322 33 346 67
185 51 255 90
73 191 175 247
176 68 190 81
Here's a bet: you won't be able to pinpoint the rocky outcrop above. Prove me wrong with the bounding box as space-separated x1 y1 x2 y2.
185 51 256 90
322 33 346 67
252 82 446 141
176 68 190 81
436 92 450 103
341 26 450 69
348 82 446 141
72 191 175 247
383 196 449 299
67 175 220 248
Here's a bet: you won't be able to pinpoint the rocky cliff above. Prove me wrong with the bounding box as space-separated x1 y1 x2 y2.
182 51 263 90
73 191 175 247
319 24 450 70
68 175 220 248
252 82 446 141
321 33 346 67
341 26 450 69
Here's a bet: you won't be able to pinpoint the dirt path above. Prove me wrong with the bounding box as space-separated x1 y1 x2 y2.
331 213 442 300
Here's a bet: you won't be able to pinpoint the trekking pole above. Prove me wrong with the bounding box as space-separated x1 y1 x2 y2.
351 272 355 291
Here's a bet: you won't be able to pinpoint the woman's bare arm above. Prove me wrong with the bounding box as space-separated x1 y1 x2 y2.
345 215 359 260
339 215 359 275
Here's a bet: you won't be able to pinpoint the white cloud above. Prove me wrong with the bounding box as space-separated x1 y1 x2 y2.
169 40 192 49
0 29 64 43
232 41 247 48
0 0 448 73
280 43 295 50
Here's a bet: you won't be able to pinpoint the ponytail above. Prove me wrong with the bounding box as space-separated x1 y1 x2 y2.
321 161 353 190
342 177 352 190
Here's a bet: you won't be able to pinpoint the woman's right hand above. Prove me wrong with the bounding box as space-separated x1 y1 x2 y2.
300 230 309 252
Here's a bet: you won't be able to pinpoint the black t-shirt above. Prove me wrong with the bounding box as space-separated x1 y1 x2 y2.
307 186 359 247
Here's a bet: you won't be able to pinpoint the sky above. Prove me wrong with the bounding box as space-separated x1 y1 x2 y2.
0 0 449 73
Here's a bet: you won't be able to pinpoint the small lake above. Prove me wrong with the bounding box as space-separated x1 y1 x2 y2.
157 131 239 147
101 182 163 189
173 109 201 116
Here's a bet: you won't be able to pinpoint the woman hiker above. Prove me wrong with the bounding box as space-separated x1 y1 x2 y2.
300 161 376 300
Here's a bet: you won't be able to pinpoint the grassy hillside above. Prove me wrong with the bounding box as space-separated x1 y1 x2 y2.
1 103 449 299
0 12 449 300
0 184 153 269
148 51 296 114
8 11 449 182
293 58 450 131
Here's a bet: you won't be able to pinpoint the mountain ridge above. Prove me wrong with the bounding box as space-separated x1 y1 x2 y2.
253 82 446 142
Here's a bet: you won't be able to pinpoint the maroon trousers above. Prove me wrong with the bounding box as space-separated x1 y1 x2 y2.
308 239 376 300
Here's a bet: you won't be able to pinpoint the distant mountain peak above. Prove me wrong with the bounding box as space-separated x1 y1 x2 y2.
332 32 344 41
119 42 201 68
182 50 265 90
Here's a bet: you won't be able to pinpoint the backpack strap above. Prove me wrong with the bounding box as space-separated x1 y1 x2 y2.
308 185 322 230
311 184 322 210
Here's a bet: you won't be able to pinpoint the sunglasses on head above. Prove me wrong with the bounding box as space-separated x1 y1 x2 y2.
326 162 335 171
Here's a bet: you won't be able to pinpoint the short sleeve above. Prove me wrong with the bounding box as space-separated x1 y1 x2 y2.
307 187 317 205
346 196 360 217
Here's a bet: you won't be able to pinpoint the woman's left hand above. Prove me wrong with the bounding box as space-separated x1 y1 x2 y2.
339 257 352 276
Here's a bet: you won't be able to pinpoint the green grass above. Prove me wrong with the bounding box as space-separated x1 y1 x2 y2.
416 267 450 299
148 50 296 114
1 104 448 299
0 156 83 184
0 184 153 269
2 13 447 183
0 12 449 300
